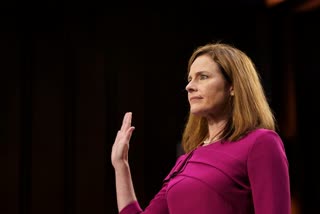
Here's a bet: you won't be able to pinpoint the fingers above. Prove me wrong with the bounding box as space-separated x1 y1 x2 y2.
125 126 135 141
120 112 132 132
116 112 134 144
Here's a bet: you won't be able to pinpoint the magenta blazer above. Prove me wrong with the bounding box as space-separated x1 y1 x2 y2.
120 128 291 214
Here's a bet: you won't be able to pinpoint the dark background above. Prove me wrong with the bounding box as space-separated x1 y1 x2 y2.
2 1 320 214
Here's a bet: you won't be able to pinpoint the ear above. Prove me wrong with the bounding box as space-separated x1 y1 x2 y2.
229 86 234 96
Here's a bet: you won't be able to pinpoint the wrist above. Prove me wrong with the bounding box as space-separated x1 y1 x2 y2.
113 161 130 172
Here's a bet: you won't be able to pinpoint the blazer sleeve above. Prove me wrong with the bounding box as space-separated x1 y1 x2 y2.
119 155 186 214
247 132 291 214
119 182 169 214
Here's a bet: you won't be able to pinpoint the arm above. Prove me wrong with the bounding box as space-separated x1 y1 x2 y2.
111 112 137 212
120 182 169 214
248 132 291 214
111 112 169 214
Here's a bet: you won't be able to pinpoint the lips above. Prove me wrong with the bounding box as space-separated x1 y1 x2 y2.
189 96 202 102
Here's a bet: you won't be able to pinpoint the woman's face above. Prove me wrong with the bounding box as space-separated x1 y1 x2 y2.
186 55 232 119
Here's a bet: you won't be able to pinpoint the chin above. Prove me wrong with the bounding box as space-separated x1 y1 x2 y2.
190 108 207 116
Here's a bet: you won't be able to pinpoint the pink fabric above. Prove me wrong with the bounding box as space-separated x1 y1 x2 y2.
119 129 291 214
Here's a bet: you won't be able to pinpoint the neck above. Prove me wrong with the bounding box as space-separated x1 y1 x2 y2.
203 135 221 146
207 120 227 140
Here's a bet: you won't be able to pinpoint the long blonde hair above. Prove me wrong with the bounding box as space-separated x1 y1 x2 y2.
181 42 276 153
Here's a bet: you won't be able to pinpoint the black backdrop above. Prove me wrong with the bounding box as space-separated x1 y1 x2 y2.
2 1 320 214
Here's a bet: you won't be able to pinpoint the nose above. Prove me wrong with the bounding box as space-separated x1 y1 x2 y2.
185 80 196 93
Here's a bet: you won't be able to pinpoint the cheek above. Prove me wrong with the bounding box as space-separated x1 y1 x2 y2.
206 87 229 104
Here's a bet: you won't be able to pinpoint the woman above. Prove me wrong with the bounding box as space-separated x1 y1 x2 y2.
111 42 291 214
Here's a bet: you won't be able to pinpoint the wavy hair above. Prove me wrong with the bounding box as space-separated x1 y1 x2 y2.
181 42 276 153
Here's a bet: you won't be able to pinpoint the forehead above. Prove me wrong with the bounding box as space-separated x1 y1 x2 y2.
189 55 220 75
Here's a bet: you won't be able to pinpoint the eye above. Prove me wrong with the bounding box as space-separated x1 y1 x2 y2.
199 74 208 80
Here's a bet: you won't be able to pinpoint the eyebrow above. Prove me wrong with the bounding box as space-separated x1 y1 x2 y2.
188 71 208 81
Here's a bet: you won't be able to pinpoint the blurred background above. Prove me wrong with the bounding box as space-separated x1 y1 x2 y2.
2 0 320 213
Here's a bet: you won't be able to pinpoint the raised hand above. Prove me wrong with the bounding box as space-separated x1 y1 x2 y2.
111 112 135 169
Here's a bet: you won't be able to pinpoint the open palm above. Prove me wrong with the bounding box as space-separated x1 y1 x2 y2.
111 112 135 169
